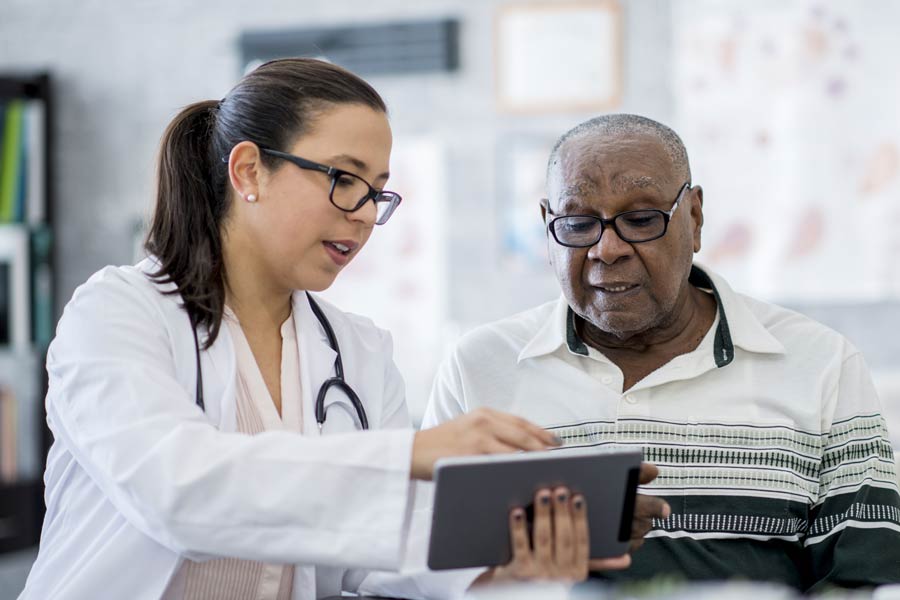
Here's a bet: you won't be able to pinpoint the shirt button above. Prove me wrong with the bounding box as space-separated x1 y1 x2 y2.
601 375 613 384
625 394 638 405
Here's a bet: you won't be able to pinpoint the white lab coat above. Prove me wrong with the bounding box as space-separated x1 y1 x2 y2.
19 258 417 600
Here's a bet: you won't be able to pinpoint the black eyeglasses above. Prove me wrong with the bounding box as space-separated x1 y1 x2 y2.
260 148 402 225
546 182 691 248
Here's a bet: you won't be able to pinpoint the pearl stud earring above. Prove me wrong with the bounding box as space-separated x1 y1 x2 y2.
246 194 257 203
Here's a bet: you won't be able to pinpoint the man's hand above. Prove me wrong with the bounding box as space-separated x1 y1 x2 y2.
623 462 670 555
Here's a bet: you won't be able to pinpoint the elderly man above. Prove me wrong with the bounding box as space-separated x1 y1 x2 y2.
423 114 900 592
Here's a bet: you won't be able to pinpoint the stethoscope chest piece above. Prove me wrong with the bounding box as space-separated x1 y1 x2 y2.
315 374 370 433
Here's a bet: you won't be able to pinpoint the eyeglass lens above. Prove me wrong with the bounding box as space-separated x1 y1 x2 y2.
330 172 397 225
554 211 667 246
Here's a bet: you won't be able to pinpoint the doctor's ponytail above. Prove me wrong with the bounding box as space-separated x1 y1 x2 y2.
145 58 386 348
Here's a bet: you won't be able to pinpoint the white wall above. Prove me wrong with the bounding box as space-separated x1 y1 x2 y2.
2 0 899 594
0 0 673 420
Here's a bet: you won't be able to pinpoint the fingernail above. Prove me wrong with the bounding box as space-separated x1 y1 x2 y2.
540 494 551 506
662 503 671 518
557 492 568 503
513 510 524 522
573 497 584 510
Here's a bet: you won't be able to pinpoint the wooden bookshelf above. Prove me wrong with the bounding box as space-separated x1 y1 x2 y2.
0 72 54 555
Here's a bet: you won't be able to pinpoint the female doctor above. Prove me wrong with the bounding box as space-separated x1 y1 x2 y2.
18 58 603 600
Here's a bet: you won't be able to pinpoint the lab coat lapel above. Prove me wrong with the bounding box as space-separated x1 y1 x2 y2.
293 291 338 436
200 321 238 432
137 256 238 432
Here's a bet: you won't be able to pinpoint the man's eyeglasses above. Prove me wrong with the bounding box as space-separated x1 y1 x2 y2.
545 182 691 248
260 148 402 225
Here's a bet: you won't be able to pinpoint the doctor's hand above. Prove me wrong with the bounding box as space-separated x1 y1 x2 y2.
627 463 670 554
470 486 631 588
410 408 560 480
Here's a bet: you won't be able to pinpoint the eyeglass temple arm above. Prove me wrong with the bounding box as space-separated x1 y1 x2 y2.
261 148 337 176
667 183 692 217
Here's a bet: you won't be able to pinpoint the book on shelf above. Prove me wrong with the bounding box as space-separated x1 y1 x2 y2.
0 350 40 483
0 98 46 225
0 384 16 482
30 226 52 350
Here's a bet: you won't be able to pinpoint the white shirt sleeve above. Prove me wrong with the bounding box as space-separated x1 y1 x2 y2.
356 481 485 600
47 271 415 569
421 348 469 429
356 348 486 599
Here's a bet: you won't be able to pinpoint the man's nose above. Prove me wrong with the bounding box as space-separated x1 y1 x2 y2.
587 224 635 264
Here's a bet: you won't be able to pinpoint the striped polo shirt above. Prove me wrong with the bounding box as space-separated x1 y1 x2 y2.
422 264 900 592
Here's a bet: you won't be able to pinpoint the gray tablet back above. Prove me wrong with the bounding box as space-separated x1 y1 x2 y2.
427 447 643 570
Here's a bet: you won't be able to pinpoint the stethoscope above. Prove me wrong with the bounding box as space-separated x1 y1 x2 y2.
190 292 369 432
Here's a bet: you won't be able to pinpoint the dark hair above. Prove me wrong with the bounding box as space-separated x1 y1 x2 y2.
145 58 387 348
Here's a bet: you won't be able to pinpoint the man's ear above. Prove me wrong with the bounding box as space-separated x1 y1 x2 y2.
227 141 263 201
689 185 704 253
540 198 555 266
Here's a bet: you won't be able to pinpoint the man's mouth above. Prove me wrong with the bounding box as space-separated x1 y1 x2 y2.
594 283 640 294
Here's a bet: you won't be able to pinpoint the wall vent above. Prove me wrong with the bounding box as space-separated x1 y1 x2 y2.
240 18 459 76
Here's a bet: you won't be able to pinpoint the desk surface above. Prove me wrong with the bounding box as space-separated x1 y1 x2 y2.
321 581 900 600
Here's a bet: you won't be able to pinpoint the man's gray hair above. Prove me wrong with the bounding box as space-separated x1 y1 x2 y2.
547 114 692 185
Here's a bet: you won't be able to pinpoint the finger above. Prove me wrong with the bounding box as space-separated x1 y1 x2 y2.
552 487 575 575
571 494 590 581
589 554 631 572
638 462 659 485
508 508 533 571
481 439 523 456
628 537 645 554
630 496 670 546
491 420 556 452
490 411 562 448
532 489 553 572
632 495 670 520
630 517 653 544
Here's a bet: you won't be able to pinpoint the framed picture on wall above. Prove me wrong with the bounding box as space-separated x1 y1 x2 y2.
494 0 622 113
496 134 559 269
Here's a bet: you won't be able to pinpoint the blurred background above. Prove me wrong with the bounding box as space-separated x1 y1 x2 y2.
2 0 900 595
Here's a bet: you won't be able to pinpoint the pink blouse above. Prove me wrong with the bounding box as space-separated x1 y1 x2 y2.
164 305 303 600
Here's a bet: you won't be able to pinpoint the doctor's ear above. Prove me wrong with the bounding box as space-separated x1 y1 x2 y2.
227 141 263 202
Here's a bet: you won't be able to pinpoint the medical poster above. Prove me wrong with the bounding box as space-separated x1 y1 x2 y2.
674 0 900 302
495 1 622 113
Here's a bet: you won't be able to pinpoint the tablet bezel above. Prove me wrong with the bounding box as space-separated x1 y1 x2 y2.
427 446 643 571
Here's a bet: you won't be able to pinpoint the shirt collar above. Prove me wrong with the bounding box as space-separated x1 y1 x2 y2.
517 263 785 366
517 296 575 362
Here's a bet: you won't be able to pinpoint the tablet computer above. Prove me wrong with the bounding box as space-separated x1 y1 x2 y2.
427 446 643 570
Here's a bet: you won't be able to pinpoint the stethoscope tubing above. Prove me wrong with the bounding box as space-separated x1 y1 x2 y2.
191 293 369 431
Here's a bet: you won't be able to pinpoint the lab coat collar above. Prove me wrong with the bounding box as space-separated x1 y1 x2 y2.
517 263 784 365
137 258 347 434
